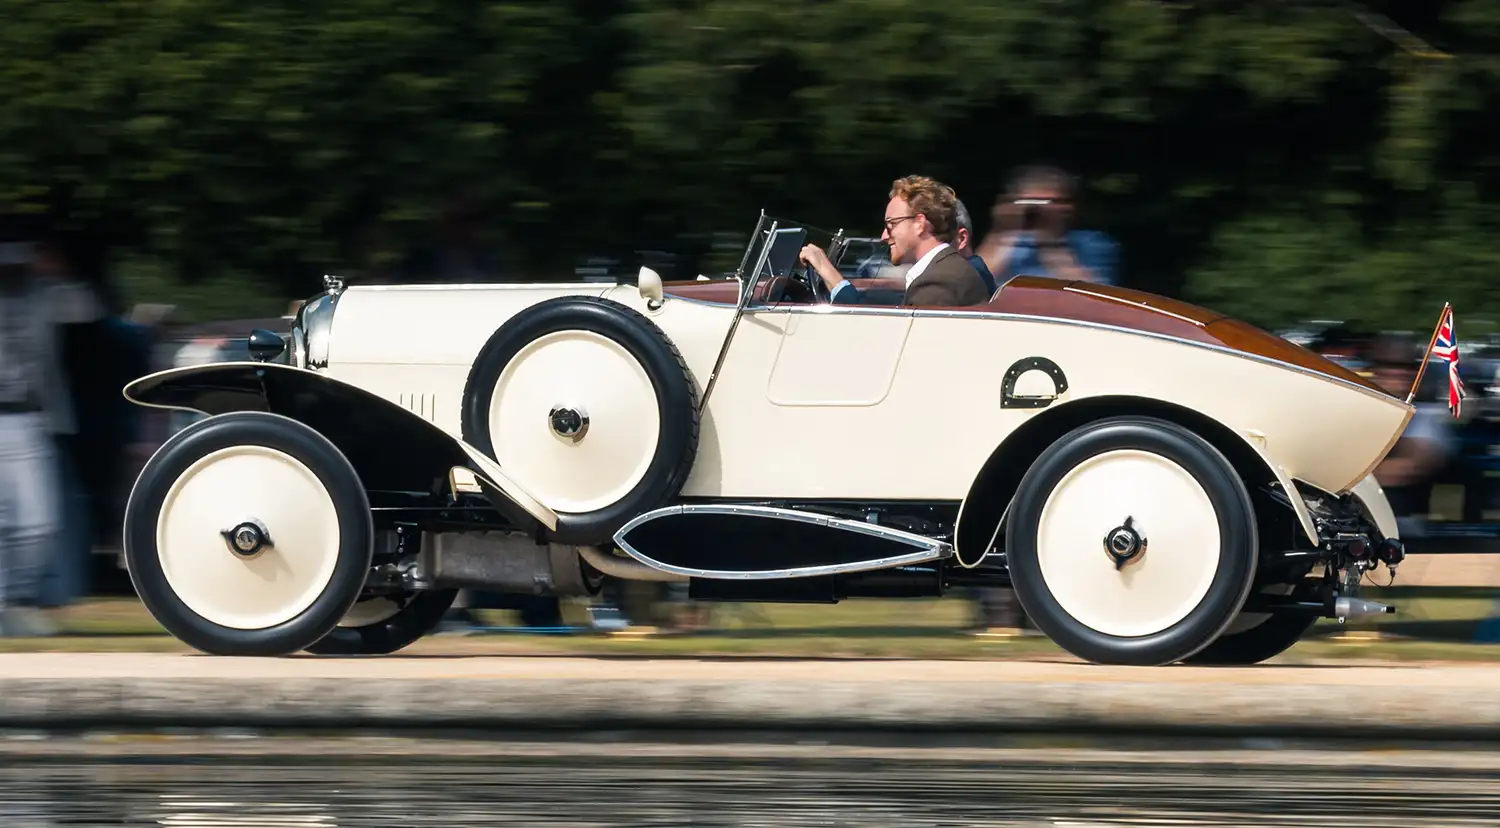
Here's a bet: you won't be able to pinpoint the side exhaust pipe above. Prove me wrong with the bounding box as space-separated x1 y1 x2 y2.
1335 596 1394 621
1242 593 1397 621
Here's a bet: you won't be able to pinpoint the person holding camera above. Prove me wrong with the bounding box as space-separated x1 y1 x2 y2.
976 165 1118 286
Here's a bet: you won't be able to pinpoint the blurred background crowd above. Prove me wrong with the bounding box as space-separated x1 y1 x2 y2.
3 1 1500 638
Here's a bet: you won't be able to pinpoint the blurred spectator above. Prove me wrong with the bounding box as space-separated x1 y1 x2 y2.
35 228 135 611
0 224 73 636
1368 334 1460 537
977 164 1118 285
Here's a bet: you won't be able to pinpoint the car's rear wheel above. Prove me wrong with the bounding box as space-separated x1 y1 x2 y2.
1005 416 1258 666
1183 582 1318 665
461 295 699 546
304 588 458 655
123 412 373 656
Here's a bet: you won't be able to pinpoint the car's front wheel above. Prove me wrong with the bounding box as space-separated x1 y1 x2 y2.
123 411 374 657
1005 415 1258 666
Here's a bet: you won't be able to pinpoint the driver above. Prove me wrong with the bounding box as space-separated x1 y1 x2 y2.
798 175 991 307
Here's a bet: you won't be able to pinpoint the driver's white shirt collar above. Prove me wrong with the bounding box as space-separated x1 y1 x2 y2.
904 242 949 286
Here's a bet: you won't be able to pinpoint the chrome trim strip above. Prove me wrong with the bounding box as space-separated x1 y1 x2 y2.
739 304 1401 404
1062 286 1210 327
612 503 953 581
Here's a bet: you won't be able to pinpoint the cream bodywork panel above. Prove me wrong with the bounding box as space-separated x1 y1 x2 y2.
1350 473 1400 541
308 284 1410 515
762 308 913 406
679 307 1410 501
320 283 614 437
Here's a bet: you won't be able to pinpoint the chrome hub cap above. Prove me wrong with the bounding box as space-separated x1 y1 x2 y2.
1103 516 1147 571
548 404 589 443
222 519 272 559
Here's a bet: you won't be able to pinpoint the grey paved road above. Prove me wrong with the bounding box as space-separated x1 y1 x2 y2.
6 653 1500 736
4 652 1496 684
0 737 1496 826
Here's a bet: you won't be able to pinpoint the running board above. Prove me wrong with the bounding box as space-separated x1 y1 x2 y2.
612 504 953 580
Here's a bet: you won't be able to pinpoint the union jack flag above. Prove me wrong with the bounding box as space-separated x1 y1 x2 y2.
1428 304 1466 417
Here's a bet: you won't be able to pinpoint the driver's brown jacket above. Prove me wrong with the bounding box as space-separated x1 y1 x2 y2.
833 246 991 308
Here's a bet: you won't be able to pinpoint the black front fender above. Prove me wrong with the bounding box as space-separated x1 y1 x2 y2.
124 362 559 534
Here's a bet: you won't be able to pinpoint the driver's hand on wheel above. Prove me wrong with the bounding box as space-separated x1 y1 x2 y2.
798 245 842 290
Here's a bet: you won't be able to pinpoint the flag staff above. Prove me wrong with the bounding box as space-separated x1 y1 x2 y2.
1406 302 1451 405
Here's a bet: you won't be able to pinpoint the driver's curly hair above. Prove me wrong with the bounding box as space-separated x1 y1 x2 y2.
890 175 959 243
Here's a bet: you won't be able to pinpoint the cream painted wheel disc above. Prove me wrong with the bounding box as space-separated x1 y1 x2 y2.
488 330 662 514
1036 449 1222 638
155 445 342 630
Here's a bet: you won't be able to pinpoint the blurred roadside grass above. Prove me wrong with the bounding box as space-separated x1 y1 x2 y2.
8 587 1500 663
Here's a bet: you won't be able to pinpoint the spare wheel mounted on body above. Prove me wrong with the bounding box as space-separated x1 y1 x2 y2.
122 411 374 657
460 295 700 545
1004 415 1258 666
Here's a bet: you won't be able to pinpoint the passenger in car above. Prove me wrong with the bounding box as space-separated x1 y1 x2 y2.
798 175 991 308
954 199 997 296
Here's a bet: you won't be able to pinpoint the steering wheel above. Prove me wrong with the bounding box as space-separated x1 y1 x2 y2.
762 258 827 305
792 258 829 304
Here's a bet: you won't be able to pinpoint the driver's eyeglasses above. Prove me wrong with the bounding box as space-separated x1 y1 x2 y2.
882 215 918 232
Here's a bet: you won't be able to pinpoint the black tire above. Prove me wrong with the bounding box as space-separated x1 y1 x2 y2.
1181 612 1316 665
1183 583 1318 665
123 411 374 657
460 295 699 545
1005 416 1258 666
304 588 459 655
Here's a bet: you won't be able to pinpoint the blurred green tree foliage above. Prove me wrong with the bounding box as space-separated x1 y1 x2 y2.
0 0 1495 330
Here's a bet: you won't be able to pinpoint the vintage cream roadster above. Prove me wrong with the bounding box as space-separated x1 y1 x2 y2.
121 213 1411 665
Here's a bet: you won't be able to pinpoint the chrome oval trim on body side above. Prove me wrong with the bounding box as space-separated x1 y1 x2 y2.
611 503 954 581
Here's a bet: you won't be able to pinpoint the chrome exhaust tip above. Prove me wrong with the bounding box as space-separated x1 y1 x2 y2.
1335 596 1395 620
